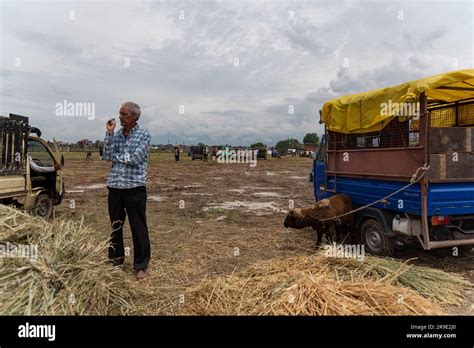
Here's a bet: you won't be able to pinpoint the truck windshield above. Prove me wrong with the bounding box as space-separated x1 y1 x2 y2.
28 139 55 167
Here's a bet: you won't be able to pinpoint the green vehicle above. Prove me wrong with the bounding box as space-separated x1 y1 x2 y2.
256 147 267 160
191 145 208 161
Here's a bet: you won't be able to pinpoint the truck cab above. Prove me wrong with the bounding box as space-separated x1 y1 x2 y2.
0 114 64 219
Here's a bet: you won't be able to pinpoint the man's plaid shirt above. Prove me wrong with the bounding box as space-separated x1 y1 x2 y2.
103 124 151 189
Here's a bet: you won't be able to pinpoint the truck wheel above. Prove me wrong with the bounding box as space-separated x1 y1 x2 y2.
360 219 394 256
32 194 53 219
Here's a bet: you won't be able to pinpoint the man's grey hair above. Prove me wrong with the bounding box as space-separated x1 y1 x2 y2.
121 101 141 120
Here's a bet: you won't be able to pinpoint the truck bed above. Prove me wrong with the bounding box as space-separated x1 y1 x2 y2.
314 162 474 217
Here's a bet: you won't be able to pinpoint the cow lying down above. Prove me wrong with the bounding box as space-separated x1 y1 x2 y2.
284 194 354 244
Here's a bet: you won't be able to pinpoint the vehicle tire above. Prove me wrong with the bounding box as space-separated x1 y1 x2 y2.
360 218 395 256
32 194 53 219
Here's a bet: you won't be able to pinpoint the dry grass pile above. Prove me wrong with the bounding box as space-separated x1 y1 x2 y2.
315 246 471 306
183 245 471 315
0 205 139 315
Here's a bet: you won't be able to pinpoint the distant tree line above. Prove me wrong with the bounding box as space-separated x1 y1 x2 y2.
60 133 320 152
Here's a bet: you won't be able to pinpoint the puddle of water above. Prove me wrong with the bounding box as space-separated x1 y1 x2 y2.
204 201 287 215
228 189 245 194
182 192 213 196
160 186 177 191
74 183 106 190
184 184 203 189
266 171 276 176
241 186 284 190
289 176 307 180
66 190 85 193
148 195 165 202
253 192 282 198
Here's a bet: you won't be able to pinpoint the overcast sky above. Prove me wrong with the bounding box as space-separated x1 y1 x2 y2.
0 0 472 145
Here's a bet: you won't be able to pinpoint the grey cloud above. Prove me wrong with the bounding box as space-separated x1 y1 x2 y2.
284 17 335 56
0 0 471 146
14 31 83 56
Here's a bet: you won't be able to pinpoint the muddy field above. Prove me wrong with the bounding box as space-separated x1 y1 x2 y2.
57 152 473 315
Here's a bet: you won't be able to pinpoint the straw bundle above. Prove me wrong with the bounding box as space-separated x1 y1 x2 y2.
184 274 442 315
183 247 471 315
316 245 471 305
0 205 138 315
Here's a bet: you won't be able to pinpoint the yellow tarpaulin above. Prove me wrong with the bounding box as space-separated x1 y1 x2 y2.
321 69 474 134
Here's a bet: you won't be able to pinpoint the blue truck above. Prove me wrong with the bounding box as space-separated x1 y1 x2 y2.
311 70 474 255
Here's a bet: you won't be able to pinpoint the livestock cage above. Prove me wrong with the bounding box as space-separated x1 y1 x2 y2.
322 96 474 184
0 114 29 176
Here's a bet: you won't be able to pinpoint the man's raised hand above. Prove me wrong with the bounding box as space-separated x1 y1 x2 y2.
106 118 116 133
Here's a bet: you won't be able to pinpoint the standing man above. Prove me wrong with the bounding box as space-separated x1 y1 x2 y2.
99 142 104 160
103 101 151 280
174 146 180 162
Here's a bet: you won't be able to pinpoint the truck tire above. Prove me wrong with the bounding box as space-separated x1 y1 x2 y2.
32 194 53 219
360 218 395 256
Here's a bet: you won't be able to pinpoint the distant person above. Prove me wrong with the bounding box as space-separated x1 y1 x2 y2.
86 150 92 161
175 147 180 162
99 142 104 160
103 101 151 280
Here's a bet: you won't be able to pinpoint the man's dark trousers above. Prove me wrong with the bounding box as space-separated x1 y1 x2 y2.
108 186 150 271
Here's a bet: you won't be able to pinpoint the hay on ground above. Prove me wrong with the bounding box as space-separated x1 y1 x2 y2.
183 247 471 315
0 205 138 315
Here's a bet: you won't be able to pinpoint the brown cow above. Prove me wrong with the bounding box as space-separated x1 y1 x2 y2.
284 194 354 243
